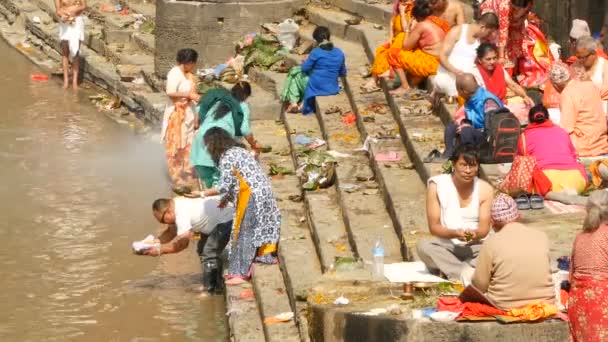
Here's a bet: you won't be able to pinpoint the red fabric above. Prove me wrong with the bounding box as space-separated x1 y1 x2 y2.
568 277 608 342
436 297 508 318
478 63 507 101
517 23 553 88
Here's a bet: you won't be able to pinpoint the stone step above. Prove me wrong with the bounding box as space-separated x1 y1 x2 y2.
225 282 266 342
246 82 283 121
118 0 157 18
132 31 154 54
252 264 300 342
326 0 393 26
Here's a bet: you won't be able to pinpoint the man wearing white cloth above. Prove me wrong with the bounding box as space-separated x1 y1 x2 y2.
54 0 86 89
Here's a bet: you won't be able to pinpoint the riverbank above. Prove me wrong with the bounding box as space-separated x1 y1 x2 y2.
0 1 579 341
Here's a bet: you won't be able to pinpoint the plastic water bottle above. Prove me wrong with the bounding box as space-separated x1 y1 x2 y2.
372 238 384 279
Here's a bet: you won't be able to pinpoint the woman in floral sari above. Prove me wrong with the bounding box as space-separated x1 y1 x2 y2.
161 48 201 193
361 0 413 92
569 190 608 341
202 127 281 284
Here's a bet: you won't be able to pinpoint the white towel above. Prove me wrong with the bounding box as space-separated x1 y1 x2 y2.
58 16 85 60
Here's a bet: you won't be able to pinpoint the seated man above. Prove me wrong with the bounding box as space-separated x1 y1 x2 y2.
573 36 608 112
470 194 556 310
136 196 235 294
428 73 503 162
417 144 494 281
567 19 608 64
549 63 608 158
430 0 464 28
433 12 499 99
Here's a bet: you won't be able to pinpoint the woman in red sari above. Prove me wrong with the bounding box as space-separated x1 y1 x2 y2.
569 190 608 341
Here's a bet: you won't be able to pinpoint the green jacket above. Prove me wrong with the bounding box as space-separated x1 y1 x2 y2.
197 87 245 136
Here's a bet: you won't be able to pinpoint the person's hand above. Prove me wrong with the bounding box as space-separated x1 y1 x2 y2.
399 3 407 14
453 229 467 241
189 93 201 103
523 96 535 107
218 198 228 209
142 246 160 256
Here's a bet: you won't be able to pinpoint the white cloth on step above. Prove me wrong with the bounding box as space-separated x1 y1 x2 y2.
58 16 85 60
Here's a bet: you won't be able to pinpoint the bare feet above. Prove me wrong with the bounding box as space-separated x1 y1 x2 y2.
286 103 299 113
389 86 410 96
225 277 248 285
63 81 69 89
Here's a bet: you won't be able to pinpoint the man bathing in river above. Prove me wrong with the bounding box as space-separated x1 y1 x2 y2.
54 0 87 89
135 196 234 294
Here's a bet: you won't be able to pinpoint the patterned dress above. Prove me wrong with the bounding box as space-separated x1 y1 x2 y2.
217 147 281 278
569 224 608 341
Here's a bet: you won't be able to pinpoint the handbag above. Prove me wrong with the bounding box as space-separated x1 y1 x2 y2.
498 133 536 196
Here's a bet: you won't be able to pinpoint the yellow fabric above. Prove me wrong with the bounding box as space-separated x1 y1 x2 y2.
542 169 587 194
589 159 608 187
256 243 277 257
391 48 439 79
508 302 558 321
371 15 408 76
232 170 251 242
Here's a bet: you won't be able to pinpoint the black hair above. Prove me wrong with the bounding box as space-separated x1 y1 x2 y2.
214 81 253 120
528 104 550 124
203 127 246 165
449 144 480 165
152 198 171 213
511 0 532 8
476 42 499 59
176 48 199 64
412 0 433 21
478 12 499 30
313 26 334 50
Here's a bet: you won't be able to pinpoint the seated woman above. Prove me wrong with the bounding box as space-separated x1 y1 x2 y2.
569 190 608 341
190 82 261 189
361 0 413 93
471 43 534 123
515 104 588 207
388 0 449 96
280 26 346 114
202 128 281 284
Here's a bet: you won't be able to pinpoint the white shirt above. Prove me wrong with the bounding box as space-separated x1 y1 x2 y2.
173 196 235 236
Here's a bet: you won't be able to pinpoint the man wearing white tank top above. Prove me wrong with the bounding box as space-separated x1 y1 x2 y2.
432 12 499 98
417 144 494 281
574 36 608 114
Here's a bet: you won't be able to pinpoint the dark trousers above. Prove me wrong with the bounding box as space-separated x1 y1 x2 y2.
442 122 484 158
197 221 232 293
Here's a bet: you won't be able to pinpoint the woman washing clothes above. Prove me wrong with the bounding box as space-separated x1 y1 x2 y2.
471 43 534 123
389 0 449 96
514 105 588 208
202 128 281 285
190 82 261 189
280 26 347 114
361 0 414 93
161 48 201 194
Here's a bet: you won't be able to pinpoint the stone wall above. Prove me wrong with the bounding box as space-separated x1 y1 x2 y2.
155 0 306 76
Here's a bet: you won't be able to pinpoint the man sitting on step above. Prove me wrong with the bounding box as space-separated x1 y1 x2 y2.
417 144 494 281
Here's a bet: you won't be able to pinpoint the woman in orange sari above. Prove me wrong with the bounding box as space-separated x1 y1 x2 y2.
161 48 201 193
361 0 413 92
389 0 449 95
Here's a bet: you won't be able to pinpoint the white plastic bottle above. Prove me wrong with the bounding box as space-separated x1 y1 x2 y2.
372 238 385 279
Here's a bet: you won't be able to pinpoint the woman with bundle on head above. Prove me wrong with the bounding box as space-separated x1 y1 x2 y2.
202 128 281 284
281 26 347 114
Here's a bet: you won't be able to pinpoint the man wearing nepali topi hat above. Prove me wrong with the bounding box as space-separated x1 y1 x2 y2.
470 193 556 310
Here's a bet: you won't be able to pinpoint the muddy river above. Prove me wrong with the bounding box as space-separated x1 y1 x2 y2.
0 39 227 341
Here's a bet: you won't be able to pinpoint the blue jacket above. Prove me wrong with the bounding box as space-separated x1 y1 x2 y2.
464 87 504 129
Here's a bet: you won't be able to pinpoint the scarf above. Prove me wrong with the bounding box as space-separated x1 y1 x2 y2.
197 87 245 136
477 64 507 101
426 15 450 33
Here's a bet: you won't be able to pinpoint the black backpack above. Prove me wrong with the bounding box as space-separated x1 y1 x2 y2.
479 106 521 164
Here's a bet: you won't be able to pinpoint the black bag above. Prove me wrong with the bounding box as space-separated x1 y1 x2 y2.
479 106 521 164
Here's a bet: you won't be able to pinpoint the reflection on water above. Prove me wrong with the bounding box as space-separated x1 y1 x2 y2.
0 40 226 341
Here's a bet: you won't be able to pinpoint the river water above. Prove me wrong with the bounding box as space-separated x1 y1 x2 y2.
0 40 227 341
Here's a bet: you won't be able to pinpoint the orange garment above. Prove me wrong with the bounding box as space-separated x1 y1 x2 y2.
508 302 558 321
589 159 608 187
389 48 440 79
371 14 409 76
559 80 608 157
164 101 197 189
426 15 451 34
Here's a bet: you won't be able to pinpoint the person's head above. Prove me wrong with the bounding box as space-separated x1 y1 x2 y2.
511 0 532 9
583 190 608 232
569 19 591 50
449 144 480 184
312 26 333 50
528 104 549 124
429 0 447 14
203 127 245 165
393 0 413 15
412 0 433 22
490 193 520 230
477 12 499 40
476 43 499 72
455 73 480 100
549 63 571 93
231 81 252 102
575 35 598 70
176 48 199 72
152 198 175 224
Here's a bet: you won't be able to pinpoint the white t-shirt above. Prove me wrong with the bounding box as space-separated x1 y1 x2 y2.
173 196 235 236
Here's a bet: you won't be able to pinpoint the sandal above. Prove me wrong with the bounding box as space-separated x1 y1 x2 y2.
529 194 545 210
515 195 531 210
360 83 381 94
